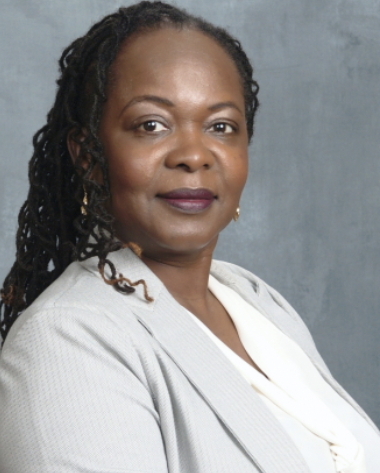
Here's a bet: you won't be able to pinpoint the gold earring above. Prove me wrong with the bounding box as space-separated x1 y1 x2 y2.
81 185 88 216
233 207 240 222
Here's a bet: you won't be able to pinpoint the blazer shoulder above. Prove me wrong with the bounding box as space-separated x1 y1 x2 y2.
213 259 293 307
213 260 333 372
212 259 314 333
2 261 149 355
212 259 262 293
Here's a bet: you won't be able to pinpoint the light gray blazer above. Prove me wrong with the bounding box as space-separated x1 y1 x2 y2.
0 248 378 473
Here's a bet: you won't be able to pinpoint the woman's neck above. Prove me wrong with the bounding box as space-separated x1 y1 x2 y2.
141 247 215 314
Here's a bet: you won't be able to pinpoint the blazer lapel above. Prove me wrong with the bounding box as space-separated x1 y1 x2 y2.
94 248 311 473
209 261 319 363
210 261 380 434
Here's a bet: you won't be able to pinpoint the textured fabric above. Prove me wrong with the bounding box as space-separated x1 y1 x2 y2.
0 247 379 473
186 275 380 472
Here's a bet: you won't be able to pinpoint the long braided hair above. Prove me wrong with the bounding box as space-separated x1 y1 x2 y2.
0 1 259 343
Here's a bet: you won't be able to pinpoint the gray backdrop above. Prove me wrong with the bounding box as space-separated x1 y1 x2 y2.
1 0 379 426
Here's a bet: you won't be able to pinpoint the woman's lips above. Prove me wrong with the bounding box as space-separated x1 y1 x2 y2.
158 188 215 212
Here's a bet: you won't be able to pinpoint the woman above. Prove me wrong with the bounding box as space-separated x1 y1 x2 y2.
0 2 379 472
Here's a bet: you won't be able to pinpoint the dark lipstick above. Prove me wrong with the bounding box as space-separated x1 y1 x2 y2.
158 188 215 212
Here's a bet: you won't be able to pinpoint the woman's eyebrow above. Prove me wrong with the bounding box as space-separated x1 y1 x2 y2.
119 96 243 117
119 95 175 117
208 101 243 115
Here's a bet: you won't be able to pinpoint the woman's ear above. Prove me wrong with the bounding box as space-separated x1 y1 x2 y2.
67 128 90 170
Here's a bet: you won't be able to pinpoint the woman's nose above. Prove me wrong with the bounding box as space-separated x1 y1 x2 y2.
165 132 215 172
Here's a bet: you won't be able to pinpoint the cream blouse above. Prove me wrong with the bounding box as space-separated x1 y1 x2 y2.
185 275 380 473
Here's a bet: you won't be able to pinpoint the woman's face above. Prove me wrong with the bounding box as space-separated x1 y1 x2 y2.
98 27 248 260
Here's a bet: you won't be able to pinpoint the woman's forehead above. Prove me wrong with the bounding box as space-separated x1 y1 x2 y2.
115 27 234 65
107 27 244 107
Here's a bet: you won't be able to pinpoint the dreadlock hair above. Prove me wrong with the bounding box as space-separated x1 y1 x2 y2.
0 1 260 343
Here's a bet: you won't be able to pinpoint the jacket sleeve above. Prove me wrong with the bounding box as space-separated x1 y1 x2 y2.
0 307 168 473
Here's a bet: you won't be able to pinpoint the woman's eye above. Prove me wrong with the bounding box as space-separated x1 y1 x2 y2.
211 123 235 134
138 120 168 133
